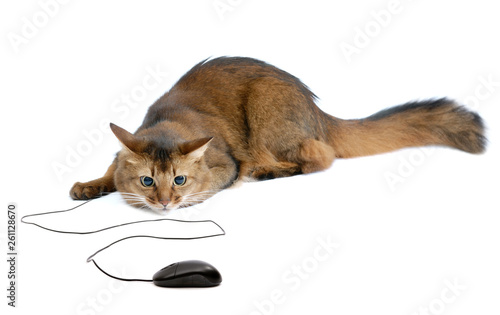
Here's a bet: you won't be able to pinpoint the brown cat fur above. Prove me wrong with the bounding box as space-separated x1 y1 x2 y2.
70 57 486 212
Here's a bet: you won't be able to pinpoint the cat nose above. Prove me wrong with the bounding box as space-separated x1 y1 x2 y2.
159 199 170 206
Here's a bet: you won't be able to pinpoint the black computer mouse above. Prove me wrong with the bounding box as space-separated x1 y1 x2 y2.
152 260 222 288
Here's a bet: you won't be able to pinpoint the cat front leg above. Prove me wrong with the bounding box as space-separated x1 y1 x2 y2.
70 159 117 200
203 152 240 191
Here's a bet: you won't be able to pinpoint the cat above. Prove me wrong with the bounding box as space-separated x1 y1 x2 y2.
70 57 486 212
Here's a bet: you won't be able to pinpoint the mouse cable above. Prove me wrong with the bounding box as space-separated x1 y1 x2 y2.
21 199 226 283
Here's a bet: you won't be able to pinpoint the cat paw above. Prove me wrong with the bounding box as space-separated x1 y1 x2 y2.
70 181 111 200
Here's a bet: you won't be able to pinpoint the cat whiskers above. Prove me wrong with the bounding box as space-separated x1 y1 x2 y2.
119 192 148 208
119 190 217 211
183 190 218 198
180 190 218 207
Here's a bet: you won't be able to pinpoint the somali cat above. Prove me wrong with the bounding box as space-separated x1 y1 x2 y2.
70 57 486 212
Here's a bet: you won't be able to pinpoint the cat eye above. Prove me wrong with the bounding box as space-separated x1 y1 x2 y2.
140 176 155 187
173 175 186 186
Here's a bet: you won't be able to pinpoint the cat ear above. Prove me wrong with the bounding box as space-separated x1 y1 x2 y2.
110 123 143 153
179 137 213 160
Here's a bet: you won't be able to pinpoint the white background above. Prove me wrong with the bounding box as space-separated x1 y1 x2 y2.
1 0 499 314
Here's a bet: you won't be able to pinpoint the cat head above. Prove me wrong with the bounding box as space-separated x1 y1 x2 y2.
110 123 215 213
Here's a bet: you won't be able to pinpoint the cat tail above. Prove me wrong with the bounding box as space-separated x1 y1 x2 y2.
327 98 486 159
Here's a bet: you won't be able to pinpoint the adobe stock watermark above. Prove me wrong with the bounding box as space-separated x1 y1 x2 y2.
76 267 129 315
411 278 466 315
51 64 169 182
384 74 499 192
339 0 413 64
213 0 245 21
7 0 71 53
248 235 340 315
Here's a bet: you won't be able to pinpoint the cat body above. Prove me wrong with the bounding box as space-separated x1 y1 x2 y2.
70 57 486 212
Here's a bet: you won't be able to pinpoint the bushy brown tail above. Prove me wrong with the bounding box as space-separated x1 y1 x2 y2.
329 99 486 158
